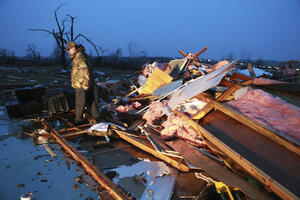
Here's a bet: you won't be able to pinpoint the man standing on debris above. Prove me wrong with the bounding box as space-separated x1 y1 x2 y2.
65 41 100 124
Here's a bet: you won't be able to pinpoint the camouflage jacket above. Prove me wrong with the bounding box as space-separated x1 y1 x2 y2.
71 51 94 90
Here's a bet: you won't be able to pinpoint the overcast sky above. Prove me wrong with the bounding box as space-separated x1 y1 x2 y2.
1 0 300 61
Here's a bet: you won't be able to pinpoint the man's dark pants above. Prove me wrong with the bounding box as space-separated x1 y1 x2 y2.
75 85 100 122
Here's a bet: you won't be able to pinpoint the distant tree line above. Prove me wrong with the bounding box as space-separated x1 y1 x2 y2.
0 48 16 64
0 44 173 71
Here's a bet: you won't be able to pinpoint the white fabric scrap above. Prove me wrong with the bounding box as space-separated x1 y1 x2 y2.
87 122 126 133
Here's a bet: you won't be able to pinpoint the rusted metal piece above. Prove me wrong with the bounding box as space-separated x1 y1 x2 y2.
39 119 131 200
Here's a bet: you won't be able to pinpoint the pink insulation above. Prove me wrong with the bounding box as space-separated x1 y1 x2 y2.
142 100 167 124
213 60 229 70
160 115 205 147
226 89 300 142
206 60 230 73
253 77 288 85
115 101 142 113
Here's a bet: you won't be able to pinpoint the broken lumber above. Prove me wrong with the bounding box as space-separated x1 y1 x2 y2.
174 104 300 200
39 119 131 200
113 129 190 172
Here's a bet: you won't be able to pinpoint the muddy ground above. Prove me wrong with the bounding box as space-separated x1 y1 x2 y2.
0 65 119 199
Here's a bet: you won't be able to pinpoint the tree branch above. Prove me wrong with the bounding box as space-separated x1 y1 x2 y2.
67 14 75 41
28 28 53 35
74 34 100 56
65 32 70 42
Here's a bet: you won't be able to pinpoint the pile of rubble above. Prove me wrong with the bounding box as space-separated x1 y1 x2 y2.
4 48 300 200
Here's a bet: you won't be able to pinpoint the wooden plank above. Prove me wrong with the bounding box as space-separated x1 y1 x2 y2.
220 79 235 87
200 110 300 200
40 120 131 200
42 144 57 157
140 67 173 95
232 72 252 81
166 140 273 200
192 102 215 120
240 79 253 86
213 101 300 155
174 109 300 200
61 130 88 140
247 63 256 78
58 124 92 134
127 94 158 102
216 85 241 101
165 59 187 76
113 129 190 172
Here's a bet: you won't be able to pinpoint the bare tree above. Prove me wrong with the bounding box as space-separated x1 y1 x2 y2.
128 41 148 59
112 48 122 63
0 48 8 59
29 4 101 69
26 44 41 61
0 48 16 64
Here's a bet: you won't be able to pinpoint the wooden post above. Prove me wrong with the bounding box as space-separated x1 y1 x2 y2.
39 119 131 200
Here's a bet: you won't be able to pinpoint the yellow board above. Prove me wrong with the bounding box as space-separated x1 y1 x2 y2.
165 59 187 77
140 67 173 95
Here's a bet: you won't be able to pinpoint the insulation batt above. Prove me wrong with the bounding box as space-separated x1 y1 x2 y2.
206 60 229 73
115 101 142 113
253 77 288 85
160 115 205 147
142 100 167 124
226 89 300 142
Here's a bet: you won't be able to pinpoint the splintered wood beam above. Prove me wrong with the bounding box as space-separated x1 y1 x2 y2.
216 85 241 102
58 124 92 134
113 129 190 172
194 46 208 62
192 102 215 120
61 130 88 140
43 144 57 157
220 79 235 87
59 115 77 128
178 47 208 62
39 119 130 200
240 79 253 86
195 120 298 200
212 101 300 156
232 72 251 81
178 49 187 57
173 109 299 200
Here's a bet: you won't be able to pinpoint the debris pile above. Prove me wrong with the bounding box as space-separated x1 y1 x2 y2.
4 47 300 200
